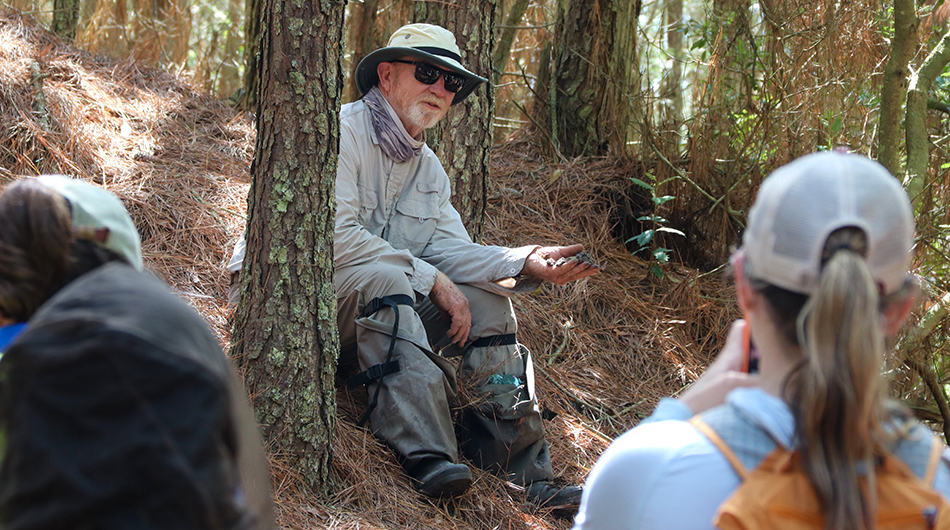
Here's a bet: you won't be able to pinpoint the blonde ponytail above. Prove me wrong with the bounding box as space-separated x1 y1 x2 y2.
783 227 889 530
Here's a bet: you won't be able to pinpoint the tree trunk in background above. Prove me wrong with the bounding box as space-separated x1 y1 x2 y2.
218 0 244 100
493 0 530 86
129 0 191 66
345 0 380 104
75 0 130 59
413 0 495 240
905 27 950 208
552 0 640 158
878 0 918 177
243 0 263 112
52 0 80 40
661 0 683 127
229 0 344 494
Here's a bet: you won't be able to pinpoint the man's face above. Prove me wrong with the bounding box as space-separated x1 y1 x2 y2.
378 57 456 137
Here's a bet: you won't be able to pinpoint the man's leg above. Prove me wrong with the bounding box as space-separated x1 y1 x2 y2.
337 264 470 496
418 285 554 485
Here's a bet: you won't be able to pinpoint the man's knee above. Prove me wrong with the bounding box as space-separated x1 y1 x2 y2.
455 284 516 336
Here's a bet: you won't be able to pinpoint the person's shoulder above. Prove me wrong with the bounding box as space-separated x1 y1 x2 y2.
576 419 735 530
340 99 368 124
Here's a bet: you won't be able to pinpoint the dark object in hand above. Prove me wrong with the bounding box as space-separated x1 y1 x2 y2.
548 251 604 270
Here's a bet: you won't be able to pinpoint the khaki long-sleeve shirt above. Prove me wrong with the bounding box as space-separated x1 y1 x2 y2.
334 99 536 297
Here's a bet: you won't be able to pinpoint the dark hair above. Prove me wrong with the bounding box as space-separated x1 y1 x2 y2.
749 227 911 530
0 180 74 322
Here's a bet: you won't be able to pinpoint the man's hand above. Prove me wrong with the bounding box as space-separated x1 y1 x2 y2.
678 320 760 415
428 271 471 347
520 244 603 285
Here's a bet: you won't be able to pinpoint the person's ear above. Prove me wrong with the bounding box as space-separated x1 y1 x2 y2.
377 62 396 94
734 252 758 314
882 282 917 337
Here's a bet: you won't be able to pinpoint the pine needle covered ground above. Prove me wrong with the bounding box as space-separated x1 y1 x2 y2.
0 12 740 529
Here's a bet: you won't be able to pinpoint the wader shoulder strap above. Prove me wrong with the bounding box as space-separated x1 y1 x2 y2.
348 294 414 427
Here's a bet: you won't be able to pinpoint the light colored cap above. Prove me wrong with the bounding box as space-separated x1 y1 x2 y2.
36 175 143 270
742 152 914 295
355 23 488 106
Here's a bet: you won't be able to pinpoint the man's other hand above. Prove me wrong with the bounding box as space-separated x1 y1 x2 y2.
429 271 472 347
521 244 602 285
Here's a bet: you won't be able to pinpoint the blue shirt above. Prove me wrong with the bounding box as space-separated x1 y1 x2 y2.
0 323 27 355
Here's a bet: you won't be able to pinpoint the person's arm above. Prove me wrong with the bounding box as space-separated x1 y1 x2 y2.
418 176 539 295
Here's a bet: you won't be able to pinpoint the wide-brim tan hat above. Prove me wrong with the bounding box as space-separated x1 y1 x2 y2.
355 23 488 106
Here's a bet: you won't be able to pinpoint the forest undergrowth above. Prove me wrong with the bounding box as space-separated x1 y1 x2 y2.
0 11 752 529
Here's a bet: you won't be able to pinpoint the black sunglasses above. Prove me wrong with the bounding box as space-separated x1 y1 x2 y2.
389 60 466 94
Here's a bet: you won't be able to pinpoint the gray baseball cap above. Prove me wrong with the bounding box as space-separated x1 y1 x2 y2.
37 175 143 270
743 152 914 295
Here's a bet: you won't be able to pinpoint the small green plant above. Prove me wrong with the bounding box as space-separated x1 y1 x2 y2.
627 175 686 279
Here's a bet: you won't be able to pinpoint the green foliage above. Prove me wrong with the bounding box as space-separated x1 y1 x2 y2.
626 175 686 279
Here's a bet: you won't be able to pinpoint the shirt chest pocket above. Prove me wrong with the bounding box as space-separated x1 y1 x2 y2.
387 182 441 256
357 187 377 227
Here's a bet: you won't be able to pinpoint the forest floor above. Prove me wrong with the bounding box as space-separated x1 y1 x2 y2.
0 12 740 529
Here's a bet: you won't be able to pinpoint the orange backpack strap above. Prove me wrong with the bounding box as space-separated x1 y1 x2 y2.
924 435 944 486
689 417 750 481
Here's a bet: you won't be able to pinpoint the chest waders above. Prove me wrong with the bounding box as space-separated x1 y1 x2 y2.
346 294 414 426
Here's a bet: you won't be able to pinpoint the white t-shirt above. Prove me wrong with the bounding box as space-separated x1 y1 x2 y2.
572 387 950 530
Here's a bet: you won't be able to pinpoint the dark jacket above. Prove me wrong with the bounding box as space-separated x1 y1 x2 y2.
0 263 272 530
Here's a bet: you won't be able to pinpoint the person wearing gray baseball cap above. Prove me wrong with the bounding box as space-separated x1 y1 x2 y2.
0 177 274 529
224 22 601 512
572 152 947 530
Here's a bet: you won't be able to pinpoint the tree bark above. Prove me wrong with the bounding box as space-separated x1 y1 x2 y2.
243 0 264 112
413 0 495 240
877 0 918 177
552 0 641 158
905 26 950 208
229 0 344 495
52 0 80 40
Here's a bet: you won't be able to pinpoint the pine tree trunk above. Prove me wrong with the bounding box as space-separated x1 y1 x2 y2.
878 0 918 177
493 0 530 86
52 0 80 40
345 0 381 103
229 0 344 495
662 0 683 125
413 0 495 240
552 0 640 158
905 26 950 208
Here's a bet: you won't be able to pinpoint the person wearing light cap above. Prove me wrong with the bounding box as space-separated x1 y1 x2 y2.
572 152 950 530
0 176 274 529
225 22 600 510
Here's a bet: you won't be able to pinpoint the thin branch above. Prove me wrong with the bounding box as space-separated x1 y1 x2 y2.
905 356 950 445
928 98 950 115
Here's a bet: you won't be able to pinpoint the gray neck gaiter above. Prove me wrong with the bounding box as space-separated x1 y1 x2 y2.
362 87 425 163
